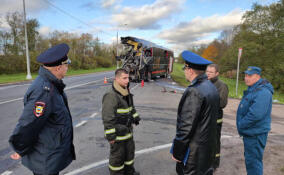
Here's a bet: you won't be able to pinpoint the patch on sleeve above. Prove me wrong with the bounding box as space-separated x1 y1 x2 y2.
33 102 45 118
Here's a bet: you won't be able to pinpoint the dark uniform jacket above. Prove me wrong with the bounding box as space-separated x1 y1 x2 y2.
9 66 76 174
210 77 228 109
173 74 219 163
210 77 228 123
102 81 140 142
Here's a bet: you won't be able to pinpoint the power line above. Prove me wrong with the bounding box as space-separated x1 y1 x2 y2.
42 0 113 37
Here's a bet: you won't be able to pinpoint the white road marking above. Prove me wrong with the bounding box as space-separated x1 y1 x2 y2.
0 97 23 105
89 112 98 118
1 171 13 175
130 84 139 91
75 120 87 128
0 76 114 105
64 143 172 175
64 159 109 175
65 79 102 90
221 135 233 139
65 134 240 174
0 84 31 90
135 143 172 155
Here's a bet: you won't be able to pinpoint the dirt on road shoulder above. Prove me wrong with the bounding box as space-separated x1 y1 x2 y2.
216 98 284 175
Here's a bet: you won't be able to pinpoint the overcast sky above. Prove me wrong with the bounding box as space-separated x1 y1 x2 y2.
0 0 279 55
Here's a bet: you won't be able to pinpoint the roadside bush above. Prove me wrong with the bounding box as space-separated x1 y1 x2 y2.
29 51 41 72
0 55 25 74
95 56 112 68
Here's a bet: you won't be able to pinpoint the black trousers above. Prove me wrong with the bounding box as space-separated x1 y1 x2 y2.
213 110 223 169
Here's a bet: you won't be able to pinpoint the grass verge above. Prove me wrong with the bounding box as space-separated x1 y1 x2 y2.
280 167 284 173
171 63 284 104
0 66 116 84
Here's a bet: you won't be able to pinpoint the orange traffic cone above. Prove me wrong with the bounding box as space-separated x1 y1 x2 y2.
104 77 108 84
141 80 144 87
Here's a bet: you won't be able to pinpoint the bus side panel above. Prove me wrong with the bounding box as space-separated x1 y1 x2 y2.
150 48 161 77
148 48 174 78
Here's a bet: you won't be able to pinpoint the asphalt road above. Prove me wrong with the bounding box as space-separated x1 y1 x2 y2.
1 72 284 175
0 71 114 174
0 72 182 175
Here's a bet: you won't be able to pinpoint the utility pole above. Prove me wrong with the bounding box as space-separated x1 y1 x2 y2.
23 0 32 79
116 31 119 69
236 48 242 96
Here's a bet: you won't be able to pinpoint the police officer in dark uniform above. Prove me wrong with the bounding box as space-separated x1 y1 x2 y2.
9 43 76 175
102 68 141 175
171 51 219 175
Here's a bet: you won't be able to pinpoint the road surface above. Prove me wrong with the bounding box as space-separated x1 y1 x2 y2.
1 72 284 175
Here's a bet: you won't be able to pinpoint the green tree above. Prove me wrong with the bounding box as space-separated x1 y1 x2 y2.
26 19 39 51
220 0 284 92
6 12 23 54
0 30 10 55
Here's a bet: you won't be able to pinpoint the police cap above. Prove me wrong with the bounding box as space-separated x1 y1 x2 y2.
37 43 71 67
244 66 261 75
181 50 212 70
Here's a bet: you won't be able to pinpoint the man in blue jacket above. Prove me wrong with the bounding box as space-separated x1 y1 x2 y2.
237 66 274 175
9 43 76 175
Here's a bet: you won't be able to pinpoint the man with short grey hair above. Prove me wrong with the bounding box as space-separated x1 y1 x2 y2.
9 43 76 175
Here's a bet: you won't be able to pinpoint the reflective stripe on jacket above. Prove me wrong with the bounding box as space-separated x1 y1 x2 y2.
102 83 140 141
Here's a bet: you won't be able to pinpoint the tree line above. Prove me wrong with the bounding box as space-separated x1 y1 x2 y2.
1 1 283 92
178 0 284 93
0 12 116 74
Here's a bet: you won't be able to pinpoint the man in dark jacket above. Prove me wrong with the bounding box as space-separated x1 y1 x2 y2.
237 66 273 175
171 51 219 175
102 68 141 175
206 64 229 170
9 43 76 175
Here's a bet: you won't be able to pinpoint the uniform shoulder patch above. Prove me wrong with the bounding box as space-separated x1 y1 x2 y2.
33 102 45 118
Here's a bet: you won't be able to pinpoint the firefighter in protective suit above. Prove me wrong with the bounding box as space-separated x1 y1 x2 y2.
102 68 141 175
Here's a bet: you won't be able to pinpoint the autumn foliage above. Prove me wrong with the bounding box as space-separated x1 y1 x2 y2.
201 44 218 62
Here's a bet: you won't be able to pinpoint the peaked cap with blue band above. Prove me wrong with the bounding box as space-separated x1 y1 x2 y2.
37 43 70 67
244 66 261 75
181 50 212 70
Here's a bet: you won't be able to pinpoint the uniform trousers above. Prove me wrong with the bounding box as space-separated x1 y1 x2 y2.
213 110 223 169
109 138 135 175
243 133 268 175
